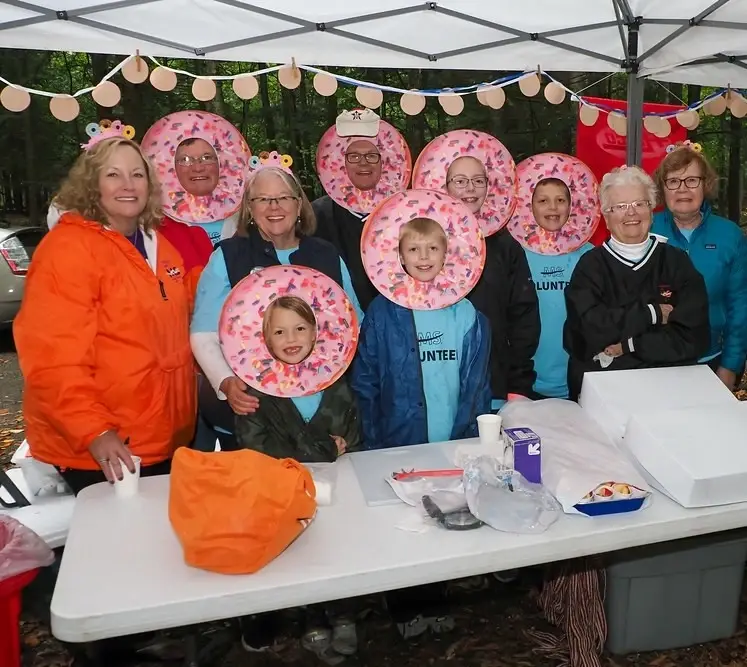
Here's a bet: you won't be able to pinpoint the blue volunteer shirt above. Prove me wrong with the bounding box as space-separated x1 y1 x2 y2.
525 244 593 398
199 220 225 246
413 300 476 442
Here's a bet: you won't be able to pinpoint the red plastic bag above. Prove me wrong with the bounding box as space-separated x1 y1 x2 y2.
0 517 54 583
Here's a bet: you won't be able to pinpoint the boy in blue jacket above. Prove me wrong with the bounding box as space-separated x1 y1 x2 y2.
352 217 492 448
352 217 492 639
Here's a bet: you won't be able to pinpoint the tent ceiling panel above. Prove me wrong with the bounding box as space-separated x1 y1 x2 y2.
0 0 746 87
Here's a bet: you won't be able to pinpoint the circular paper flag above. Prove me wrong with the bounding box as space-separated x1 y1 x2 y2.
278 66 302 89
0 86 30 112
652 117 671 138
544 81 566 105
438 93 464 116
316 117 411 215
579 105 599 126
730 94 747 118
192 78 217 101
361 189 485 310
92 81 121 107
400 92 426 115
519 74 541 97
506 152 600 255
141 110 251 224
150 67 177 92
704 95 727 116
233 75 259 100
356 86 383 109
49 95 80 121
314 73 338 96
219 265 359 397
412 129 517 237
121 57 149 84
607 111 627 136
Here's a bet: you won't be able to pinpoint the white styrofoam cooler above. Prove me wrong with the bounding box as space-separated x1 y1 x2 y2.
578 366 737 444
624 403 747 507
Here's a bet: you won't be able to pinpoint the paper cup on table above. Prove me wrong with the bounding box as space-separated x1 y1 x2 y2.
113 455 141 499
476 414 502 447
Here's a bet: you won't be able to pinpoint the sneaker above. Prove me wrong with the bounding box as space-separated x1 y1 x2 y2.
424 615 455 634
492 569 519 584
395 614 429 640
331 618 358 656
301 627 345 665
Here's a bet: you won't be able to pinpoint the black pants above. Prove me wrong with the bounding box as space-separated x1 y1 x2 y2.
57 459 172 496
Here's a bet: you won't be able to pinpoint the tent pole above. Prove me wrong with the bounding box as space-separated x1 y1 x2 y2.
625 19 643 166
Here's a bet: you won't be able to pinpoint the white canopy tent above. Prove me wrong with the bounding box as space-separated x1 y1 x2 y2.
0 0 746 162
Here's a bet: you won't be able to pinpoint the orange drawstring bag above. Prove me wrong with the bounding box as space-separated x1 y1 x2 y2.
168 448 317 574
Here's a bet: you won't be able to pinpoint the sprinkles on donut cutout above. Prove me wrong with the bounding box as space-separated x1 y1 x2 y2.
361 189 485 310
141 110 251 225
412 129 517 237
506 152 600 255
219 265 359 398
316 117 411 215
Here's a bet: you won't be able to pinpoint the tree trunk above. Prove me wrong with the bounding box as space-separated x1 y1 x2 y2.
728 111 742 223
259 66 277 145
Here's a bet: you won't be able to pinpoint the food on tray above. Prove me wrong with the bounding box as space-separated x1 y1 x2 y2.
613 483 632 496
594 484 615 499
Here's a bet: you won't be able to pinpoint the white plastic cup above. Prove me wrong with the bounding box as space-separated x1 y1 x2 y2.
113 455 141 499
476 414 502 447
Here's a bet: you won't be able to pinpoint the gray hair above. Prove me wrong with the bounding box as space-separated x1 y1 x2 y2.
599 165 658 211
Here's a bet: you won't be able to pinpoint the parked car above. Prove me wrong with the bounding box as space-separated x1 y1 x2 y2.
0 221 45 328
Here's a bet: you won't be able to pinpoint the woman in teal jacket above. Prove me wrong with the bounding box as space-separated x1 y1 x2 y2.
652 142 747 390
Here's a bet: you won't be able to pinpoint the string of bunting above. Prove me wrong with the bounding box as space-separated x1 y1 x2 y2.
0 52 743 136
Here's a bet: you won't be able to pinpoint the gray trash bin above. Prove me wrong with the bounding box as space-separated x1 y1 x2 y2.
605 530 747 654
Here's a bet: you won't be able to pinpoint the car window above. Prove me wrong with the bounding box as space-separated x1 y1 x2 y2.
13 229 45 260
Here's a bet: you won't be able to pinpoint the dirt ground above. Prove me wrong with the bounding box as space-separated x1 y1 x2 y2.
4 332 747 667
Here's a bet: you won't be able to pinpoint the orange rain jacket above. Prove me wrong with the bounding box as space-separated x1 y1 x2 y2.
14 213 197 471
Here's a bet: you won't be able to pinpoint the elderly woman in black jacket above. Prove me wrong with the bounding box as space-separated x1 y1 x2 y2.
564 165 710 401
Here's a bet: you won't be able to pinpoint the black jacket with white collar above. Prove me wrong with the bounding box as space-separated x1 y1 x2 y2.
563 235 711 401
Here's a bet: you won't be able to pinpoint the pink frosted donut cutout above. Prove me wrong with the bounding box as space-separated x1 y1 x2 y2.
141 110 251 224
507 152 600 255
361 189 485 310
218 265 359 398
316 117 411 215
412 129 517 237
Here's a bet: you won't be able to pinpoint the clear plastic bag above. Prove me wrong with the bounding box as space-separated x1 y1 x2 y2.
463 456 561 534
0 516 54 583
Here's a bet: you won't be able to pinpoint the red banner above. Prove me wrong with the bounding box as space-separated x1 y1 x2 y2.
576 96 687 245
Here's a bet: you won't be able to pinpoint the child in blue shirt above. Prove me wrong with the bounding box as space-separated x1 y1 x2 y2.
352 217 492 637
353 217 492 447
522 178 593 398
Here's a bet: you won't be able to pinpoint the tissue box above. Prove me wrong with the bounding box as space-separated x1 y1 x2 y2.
504 427 541 484
624 403 747 507
10 440 68 500
578 366 736 444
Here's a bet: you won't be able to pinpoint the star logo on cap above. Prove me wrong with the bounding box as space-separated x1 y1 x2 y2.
351 110 363 120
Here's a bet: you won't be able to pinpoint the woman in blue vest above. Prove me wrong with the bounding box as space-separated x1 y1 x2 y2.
190 154 363 454
651 142 747 390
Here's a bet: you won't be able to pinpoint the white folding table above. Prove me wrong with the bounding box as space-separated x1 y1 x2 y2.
1 467 74 548
51 439 747 644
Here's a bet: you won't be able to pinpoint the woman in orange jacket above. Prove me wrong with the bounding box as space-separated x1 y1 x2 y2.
14 135 196 494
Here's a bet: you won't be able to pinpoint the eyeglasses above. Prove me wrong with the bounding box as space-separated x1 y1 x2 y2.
447 176 488 189
345 152 381 164
175 154 218 167
249 195 298 208
604 200 652 216
664 176 704 190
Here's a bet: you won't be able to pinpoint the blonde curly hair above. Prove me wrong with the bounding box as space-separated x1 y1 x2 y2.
54 137 163 232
